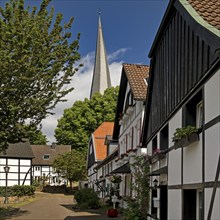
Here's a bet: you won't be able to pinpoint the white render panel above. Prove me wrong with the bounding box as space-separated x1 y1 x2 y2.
205 123 220 182
168 190 182 220
20 167 30 174
42 166 50 172
1 173 6 179
8 180 19 187
20 173 30 179
169 109 182 148
205 188 220 220
9 166 18 172
168 148 181 185
183 133 203 184
8 173 17 180
168 110 182 185
8 159 18 165
0 180 6 186
204 69 220 123
0 158 6 164
20 159 31 166
23 180 31 186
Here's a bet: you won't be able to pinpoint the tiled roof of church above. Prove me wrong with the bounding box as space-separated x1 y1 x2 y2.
187 0 220 30
93 122 114 161
123 63 150 101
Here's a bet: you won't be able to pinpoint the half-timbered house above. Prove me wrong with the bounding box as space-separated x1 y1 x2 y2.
0 140 34 186
142 0 220 219
87 122 114 195
91 64 149 205
31 144 71 185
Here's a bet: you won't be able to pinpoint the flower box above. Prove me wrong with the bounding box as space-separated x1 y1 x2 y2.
174 132 199 149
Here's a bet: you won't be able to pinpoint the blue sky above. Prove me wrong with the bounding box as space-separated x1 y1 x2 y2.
50 0 169 64
0 0 169 143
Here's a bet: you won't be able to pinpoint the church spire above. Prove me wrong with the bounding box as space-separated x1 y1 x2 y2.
90 13 111 99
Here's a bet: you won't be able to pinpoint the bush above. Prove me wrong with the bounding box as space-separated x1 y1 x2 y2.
0 185 35 197
74 188 100 209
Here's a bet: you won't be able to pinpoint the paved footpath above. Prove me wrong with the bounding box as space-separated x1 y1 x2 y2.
4 192 121 220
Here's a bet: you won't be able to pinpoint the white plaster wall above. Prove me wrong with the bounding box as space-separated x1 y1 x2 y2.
0 158 31 186
20 159 31 166
168 189 182 220
9 166 18 173
8 159 18 165
41 166 50 173
20 166 30 172
183 133 203 184
204 188 220 220
168 149 181 185
168 110 182 185
204 69 220 123
169 109 182 147
205 123 220 182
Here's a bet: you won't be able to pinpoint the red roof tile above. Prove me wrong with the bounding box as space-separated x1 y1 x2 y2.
93 122 114 161
188 0 220 30
123 63 150 100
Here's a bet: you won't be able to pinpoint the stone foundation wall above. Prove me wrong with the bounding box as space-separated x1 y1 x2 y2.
0 195 34 204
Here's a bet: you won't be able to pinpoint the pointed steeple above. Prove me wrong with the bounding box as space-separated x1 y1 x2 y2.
90 13 111 99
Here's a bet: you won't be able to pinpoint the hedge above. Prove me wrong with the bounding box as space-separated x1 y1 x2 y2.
0 185 36 197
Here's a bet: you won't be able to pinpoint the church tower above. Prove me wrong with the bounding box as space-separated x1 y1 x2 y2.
90 14 111 99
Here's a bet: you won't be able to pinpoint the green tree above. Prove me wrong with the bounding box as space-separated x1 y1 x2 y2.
21 124 47 145
0 0 81 151
55 86 119 150
52 150 87 189
123 156 150 220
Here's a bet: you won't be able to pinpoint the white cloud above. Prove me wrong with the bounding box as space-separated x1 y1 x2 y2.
41 49 125 143
108 48 128 63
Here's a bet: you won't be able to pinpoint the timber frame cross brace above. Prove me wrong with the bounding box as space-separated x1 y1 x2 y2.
207 153 220 220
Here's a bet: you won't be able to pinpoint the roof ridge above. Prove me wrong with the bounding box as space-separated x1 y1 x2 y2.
181 0 220 36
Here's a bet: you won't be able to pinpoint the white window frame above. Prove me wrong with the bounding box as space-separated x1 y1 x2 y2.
196 101 203 128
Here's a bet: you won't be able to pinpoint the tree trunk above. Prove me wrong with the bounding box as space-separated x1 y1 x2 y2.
70 180 73 190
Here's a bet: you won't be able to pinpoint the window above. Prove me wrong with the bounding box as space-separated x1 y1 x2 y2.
125 91 133 110
152 136 158 153
89 144 93 155
130 127 134 149
160 124 169 150
196 101 203 128
43 154 50 160
183 90 202 127
35 166 40 171
183 189 196 220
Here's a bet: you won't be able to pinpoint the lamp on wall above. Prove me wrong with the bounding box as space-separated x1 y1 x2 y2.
153 178 158 188
4 165 10 204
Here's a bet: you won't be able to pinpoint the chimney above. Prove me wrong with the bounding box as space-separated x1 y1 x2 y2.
51 143 56 149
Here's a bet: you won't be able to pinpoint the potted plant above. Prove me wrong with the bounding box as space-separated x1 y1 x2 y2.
172 126 199 148
107 207 118 218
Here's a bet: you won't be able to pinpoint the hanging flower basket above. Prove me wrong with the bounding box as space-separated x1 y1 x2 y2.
109 174 122 184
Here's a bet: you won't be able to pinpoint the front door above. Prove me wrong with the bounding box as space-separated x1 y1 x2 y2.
160 185 167 220
183 189 196 220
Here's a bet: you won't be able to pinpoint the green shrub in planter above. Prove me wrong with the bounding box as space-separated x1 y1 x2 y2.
172 126 198 143
74 188 100 209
